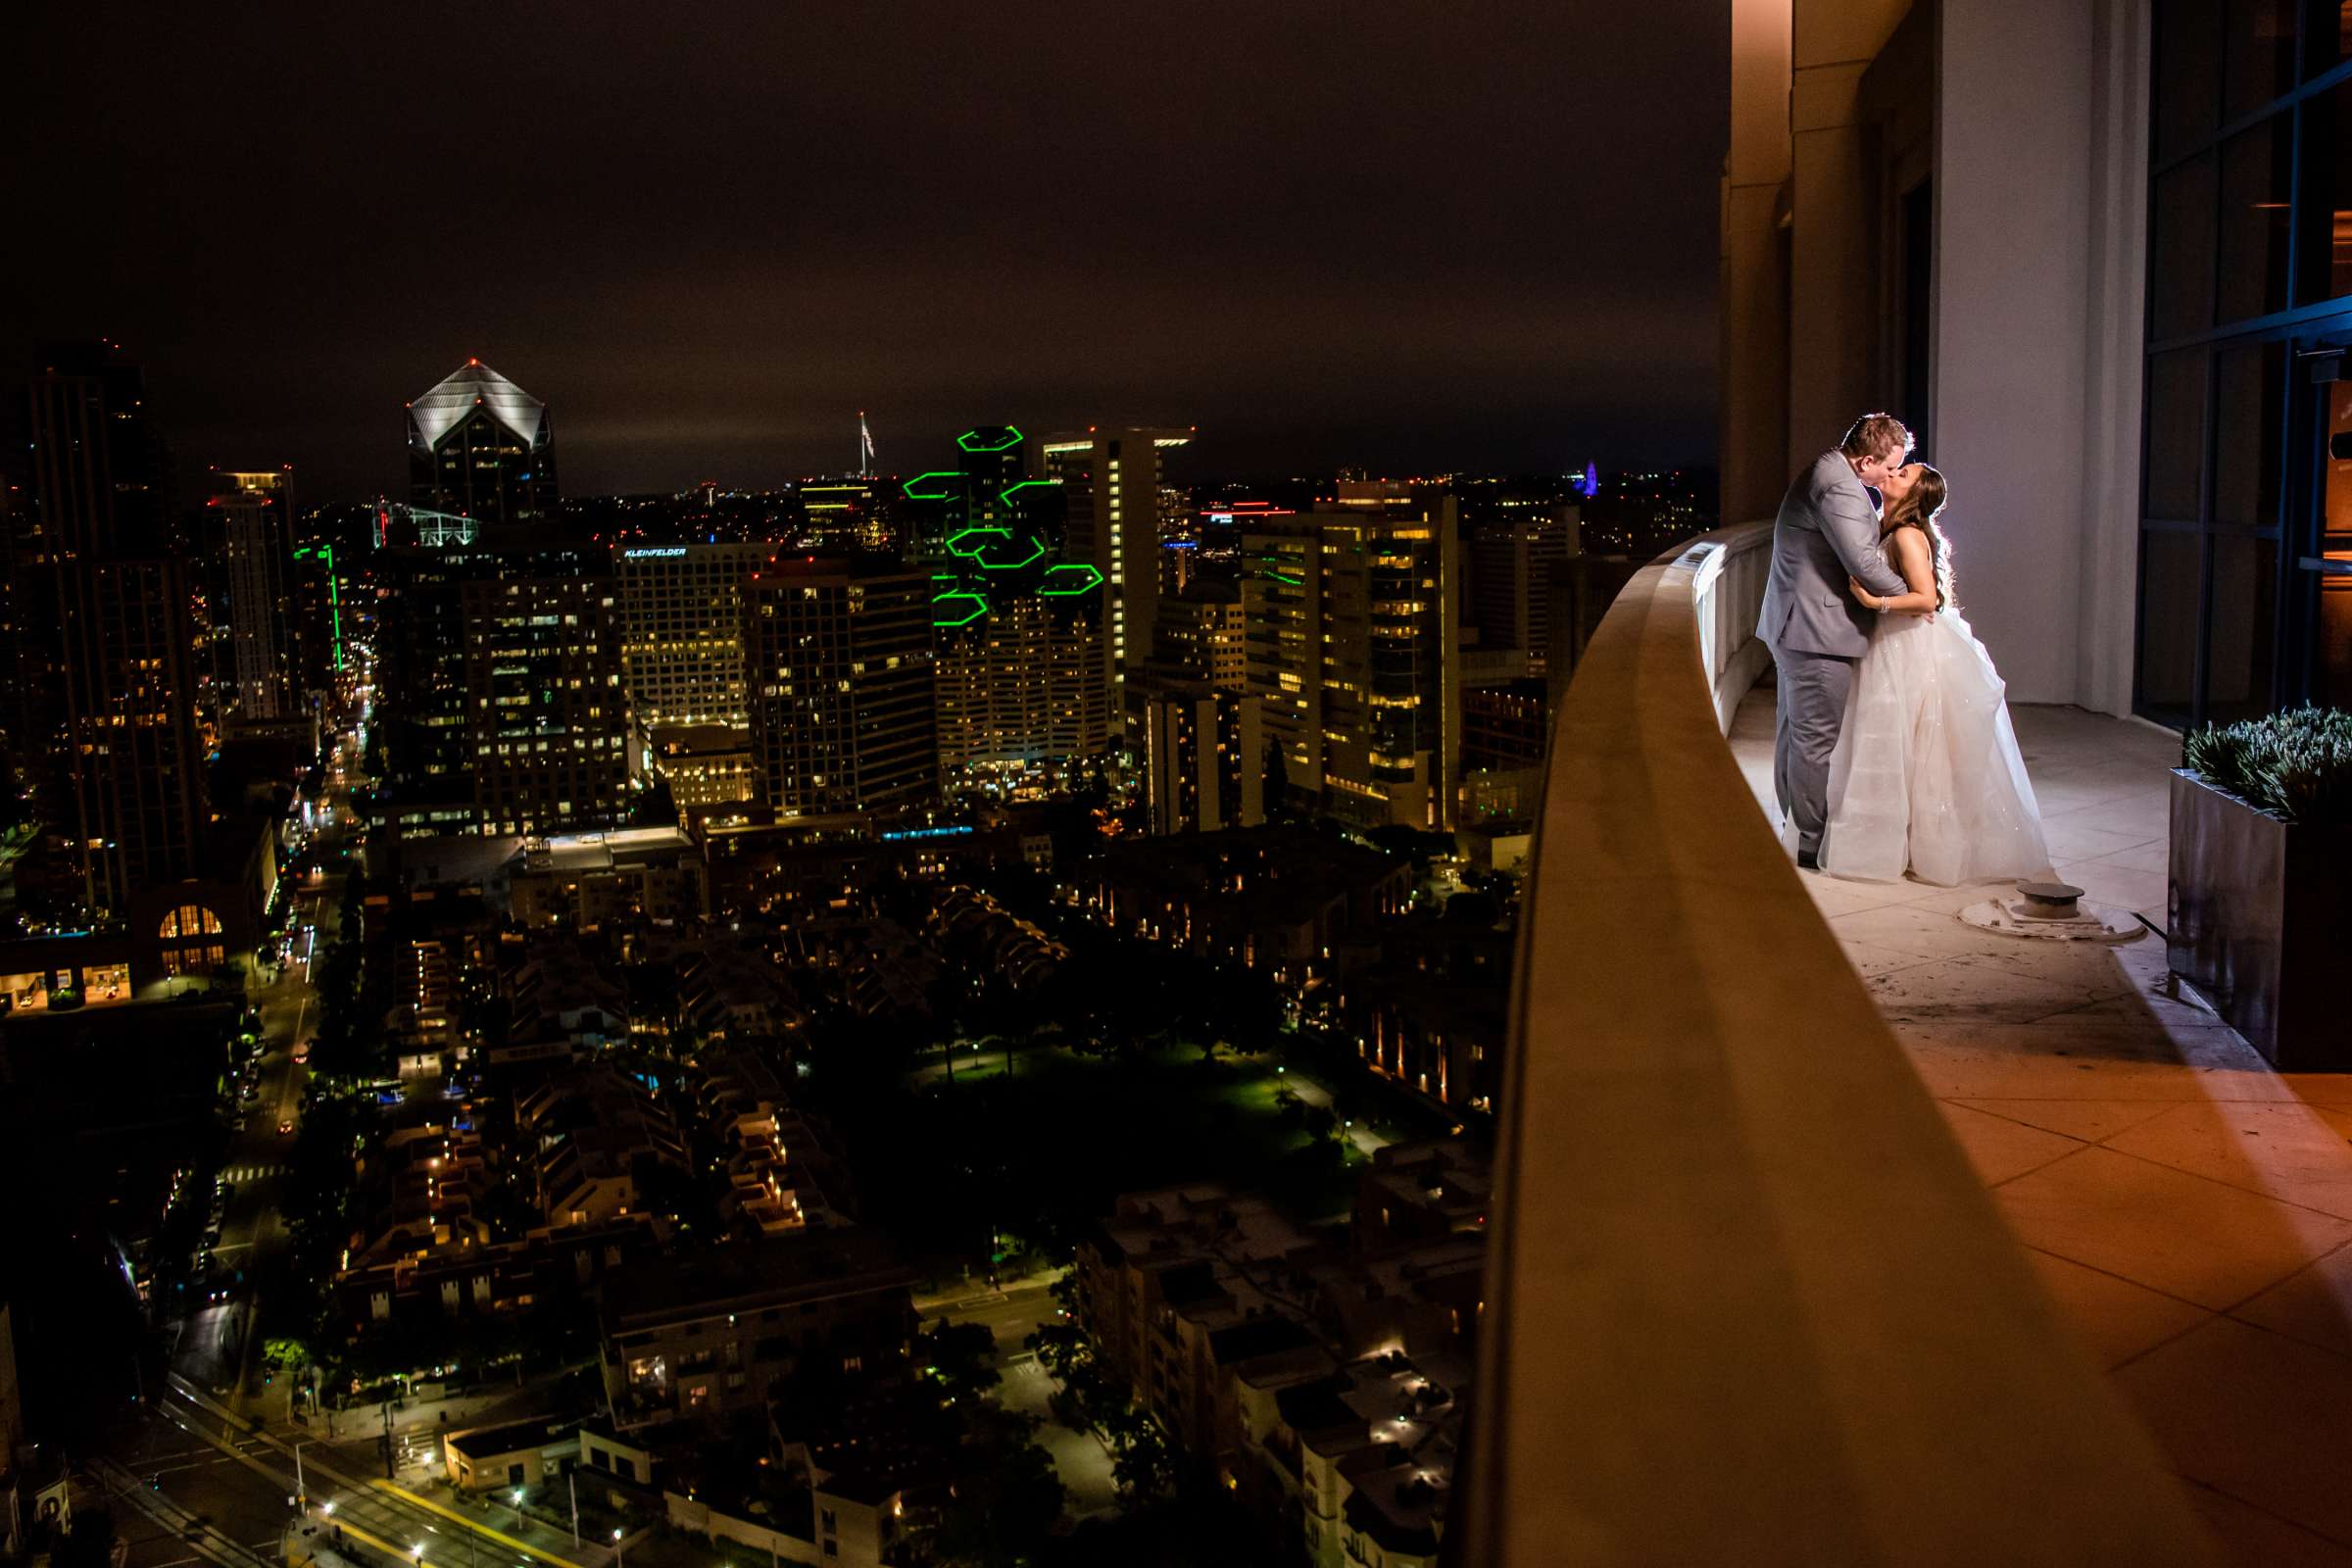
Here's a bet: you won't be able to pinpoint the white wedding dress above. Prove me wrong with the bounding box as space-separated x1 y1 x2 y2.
1818 542 2053 887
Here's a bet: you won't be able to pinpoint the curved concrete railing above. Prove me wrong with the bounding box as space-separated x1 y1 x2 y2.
1459 521 2218 1565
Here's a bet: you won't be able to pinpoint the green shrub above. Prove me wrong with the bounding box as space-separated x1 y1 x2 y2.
2181 706 2352 825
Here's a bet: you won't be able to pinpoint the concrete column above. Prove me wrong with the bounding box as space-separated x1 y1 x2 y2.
2073 0 2152 716
1722 0 1794 523
1934 0 2099 704
1788 0 1913 471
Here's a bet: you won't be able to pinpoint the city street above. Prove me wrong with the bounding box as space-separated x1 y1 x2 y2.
917 1272 1117 1519
97 1380 614 1568
172 720 361 1412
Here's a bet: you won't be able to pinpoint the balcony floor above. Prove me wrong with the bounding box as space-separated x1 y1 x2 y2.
1733 682 2352 1565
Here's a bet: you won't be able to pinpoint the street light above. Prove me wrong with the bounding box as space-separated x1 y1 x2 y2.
612 1527 625 1568
512 1489 526 1530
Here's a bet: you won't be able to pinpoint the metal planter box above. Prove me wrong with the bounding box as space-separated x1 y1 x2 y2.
2168 769 2352 1071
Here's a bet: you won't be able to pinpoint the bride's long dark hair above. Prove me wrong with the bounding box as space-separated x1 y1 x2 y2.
1887 466 1954 611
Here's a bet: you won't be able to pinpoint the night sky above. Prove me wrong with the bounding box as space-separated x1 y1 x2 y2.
11 5 1727 501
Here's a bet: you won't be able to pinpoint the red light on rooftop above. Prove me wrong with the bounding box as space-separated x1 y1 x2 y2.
468 357 479 366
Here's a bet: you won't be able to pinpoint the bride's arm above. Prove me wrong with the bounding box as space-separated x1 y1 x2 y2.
1849 528 1938 615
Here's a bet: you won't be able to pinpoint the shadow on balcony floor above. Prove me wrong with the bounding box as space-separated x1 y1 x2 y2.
1733 679 2352 1566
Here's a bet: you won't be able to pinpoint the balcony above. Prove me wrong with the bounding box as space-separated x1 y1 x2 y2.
1467 520 2352 1565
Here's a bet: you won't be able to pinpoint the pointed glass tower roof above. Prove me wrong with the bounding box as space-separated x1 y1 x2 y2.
409 360 548 451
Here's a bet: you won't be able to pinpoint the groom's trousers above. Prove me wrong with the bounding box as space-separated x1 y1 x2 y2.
1772 646 1855 859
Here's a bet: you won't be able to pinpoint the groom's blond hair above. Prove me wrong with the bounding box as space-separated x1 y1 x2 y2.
1840 413 1913 465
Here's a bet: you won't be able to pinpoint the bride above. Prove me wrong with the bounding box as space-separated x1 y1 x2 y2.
1818 464 2053 886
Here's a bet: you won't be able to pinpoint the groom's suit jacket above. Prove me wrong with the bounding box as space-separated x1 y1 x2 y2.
1756 449 1910 660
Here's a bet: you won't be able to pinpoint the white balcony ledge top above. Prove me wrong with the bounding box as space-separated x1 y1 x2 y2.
1734 683 2352 1566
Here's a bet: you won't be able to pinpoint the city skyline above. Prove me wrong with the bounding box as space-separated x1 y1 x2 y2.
11 6 1729 499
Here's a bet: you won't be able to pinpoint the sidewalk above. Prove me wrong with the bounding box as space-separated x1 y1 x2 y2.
1281 1067 1394 1156
306 1382 557 1475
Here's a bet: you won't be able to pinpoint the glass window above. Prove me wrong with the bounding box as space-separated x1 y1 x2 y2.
2152 153 2219 336
2225 0 2298 120
2204 534 2278 720
2212 342 2286 527
2305 0 2352 78
2157 0 2222 160
2138 530 2203 716
2299 79 2352 303
2219 116 2294 322
2324 377 2352 532
2146 350 2209 520
2318 573 2352 709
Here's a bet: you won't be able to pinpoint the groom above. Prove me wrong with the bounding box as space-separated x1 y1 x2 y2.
1757 413 1915 869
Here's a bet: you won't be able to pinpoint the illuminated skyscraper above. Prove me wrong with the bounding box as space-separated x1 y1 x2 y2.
1468 508 1577 674
1033 426 1194 725
203 469 300 721
1243 483 1459 829
374 535 631 838
909 426 1110 789
744 561 936 817
614 542 770 728
1152 582 1247 693
21 343 206 921
407 360 558 524
466 563 632 835
797 477 901 558
1135 675 1263 836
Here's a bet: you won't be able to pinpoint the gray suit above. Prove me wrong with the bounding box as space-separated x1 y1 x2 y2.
1756 450 1909 858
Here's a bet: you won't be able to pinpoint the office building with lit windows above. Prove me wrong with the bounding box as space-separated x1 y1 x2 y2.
466 568 633 835
22 344 208 924
646 724 758 822
614 542 769 729
744 561 936 818
1033 426 1195 724
1152 581 1247 693
14 344 276 988
797 477 900 557
376 533 633 838
1242 484 1459 829
202 469 301 722
407 360 558 524
909 426 1111 789
1134 673 1264 836
1468 509 1577 673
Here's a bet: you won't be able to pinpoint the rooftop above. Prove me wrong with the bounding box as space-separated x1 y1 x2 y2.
1730 686 2352 1561
1469 519 2350 1567
410 360 548 451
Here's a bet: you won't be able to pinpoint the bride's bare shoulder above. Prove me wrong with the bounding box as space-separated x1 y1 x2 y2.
1887 524 1934 565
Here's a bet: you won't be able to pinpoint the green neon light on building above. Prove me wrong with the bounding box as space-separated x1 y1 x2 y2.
903 470 964 501
996 478 1054 508
1039 564 1105 596
974 537 1045 570
956 426 1024 454
295 544 346 671
932 590 991 628
943 525 1013 557
1262 568 1303 586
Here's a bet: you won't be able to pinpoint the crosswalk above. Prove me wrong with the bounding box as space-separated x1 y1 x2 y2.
222 1163 288 1183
